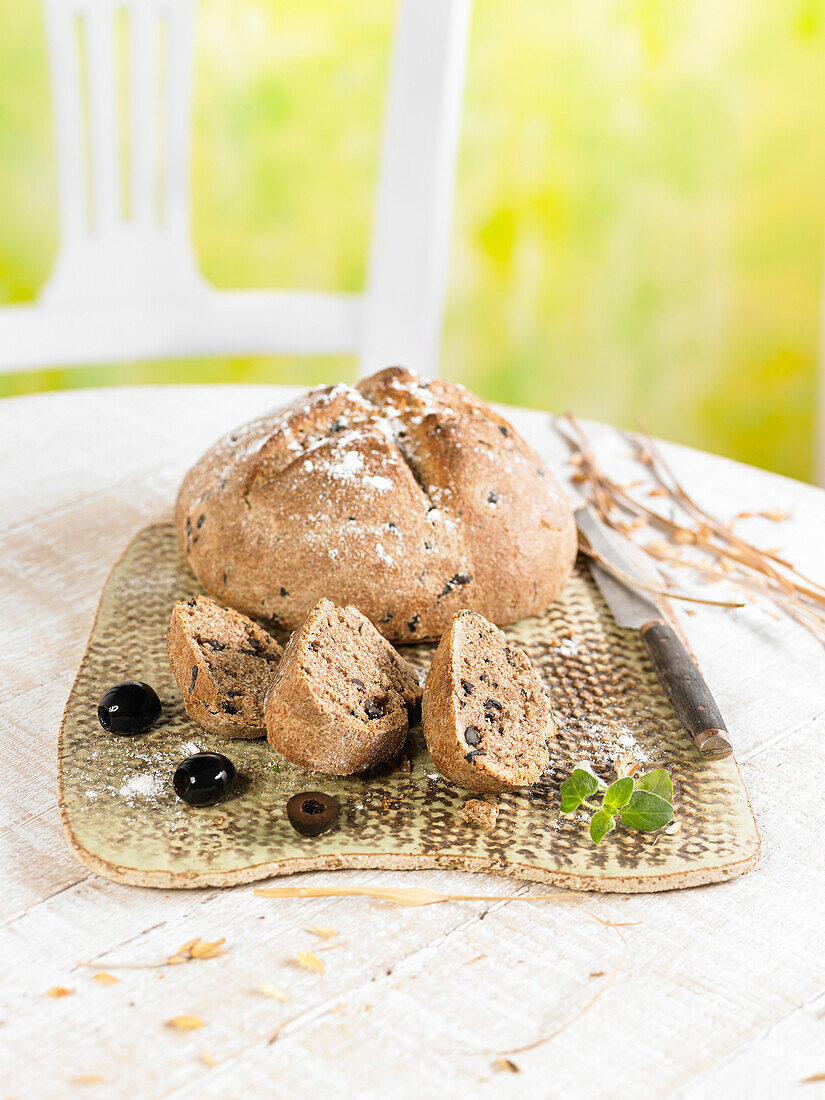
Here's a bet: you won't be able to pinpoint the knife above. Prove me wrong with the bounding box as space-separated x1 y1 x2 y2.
575 505 733 760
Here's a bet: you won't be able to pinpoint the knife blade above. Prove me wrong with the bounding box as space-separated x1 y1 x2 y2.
575 505 733 760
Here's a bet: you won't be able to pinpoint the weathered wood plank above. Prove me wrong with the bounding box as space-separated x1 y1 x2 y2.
2 386 824 1099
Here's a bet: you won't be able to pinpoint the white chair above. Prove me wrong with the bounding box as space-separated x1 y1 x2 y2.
0 0 472 379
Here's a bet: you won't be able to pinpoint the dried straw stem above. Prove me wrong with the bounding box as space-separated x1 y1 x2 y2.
253 884 637 928
630 427 825 604
578 544 744 609
497 927 629 1056
556 414 825 646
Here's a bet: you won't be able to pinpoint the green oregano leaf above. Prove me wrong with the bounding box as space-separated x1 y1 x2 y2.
635 768 673 802
602 777 634 814
619 790 674 832
571 761 605 784
560 767 601 814
589 810 615 844
559 760 674 844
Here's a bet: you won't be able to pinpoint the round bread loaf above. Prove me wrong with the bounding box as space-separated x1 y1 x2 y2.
422 609 553 792
175 367 576 642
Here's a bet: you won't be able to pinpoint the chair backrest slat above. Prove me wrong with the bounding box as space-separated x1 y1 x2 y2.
44 0 199 241
130 1 160 228
162 0 196 237
44 0 87 245
85 2 119 232
361 0 472 378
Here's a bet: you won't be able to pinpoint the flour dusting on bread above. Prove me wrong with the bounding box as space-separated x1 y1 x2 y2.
175 367 576 641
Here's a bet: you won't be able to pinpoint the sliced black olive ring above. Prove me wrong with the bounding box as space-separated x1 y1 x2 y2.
286 791 340 837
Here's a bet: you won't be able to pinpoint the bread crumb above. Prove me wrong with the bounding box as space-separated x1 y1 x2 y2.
461 799 498 829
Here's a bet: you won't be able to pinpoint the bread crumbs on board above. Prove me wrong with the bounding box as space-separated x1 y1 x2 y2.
461 800 498 829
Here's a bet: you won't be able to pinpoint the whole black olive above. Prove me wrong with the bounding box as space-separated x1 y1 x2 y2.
286 791 340 837
173 753 236 807
98 681 161 735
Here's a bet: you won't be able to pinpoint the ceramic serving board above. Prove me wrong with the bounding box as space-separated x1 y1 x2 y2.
58 523 760 892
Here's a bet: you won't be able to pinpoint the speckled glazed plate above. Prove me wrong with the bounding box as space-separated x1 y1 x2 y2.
58 524 760 892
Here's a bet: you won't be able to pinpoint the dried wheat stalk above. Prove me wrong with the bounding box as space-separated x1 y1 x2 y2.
555 414 825 645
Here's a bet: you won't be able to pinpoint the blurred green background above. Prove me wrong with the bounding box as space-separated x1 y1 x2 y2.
1 0 823 481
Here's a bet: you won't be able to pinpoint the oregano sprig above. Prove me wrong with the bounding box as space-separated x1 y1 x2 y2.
559 763 674 844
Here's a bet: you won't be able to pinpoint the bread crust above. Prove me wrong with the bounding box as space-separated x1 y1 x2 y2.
422 610 553 793
167 596 283 738
264 598 422 775
175 368 576 642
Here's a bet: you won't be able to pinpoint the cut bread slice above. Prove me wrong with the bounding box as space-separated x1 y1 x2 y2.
422 610 553 792
265 598 422 775
167 595 283 738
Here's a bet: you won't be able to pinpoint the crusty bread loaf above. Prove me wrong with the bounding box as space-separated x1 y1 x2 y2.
167 596 283 738
422 609 553 792
264 598 422 775
175 367 576 642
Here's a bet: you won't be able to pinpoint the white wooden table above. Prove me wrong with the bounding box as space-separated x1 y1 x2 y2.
3 385 825 1100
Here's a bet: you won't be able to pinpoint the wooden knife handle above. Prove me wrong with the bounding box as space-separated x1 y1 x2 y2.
640 620 733 759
